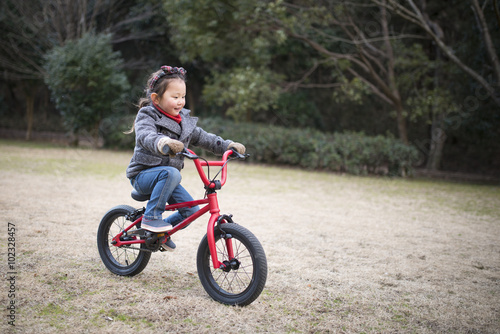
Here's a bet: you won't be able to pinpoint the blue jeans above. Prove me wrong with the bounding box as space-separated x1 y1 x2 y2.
130 166 199 225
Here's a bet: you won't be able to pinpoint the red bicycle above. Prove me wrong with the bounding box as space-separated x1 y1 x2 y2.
97 148 267 306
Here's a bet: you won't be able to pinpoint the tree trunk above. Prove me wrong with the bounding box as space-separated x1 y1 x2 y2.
425 4 446 171
394 102 409 144
92 121 100 148
426 113 447 170
25 93 35 141
381 2 409 145
70 133 79 147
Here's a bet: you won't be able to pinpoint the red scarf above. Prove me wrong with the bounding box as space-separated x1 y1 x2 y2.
153 102 182 124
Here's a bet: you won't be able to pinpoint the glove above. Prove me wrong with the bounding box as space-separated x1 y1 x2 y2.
158 137 184 156
228 142 246 154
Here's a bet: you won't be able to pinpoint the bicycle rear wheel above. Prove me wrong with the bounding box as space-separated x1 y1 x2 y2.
196 223 267 306
97 205 151 276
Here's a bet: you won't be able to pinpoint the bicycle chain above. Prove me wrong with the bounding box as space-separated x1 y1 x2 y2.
116 245 152 252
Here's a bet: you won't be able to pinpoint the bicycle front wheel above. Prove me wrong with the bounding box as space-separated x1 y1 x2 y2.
196 223 267 306
97 205 151 276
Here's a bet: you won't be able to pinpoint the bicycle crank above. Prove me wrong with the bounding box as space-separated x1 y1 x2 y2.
113 229 167 252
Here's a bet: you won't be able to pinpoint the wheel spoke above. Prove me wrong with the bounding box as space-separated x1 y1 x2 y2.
105 215 142 266
197 225 267 305
98 206 151 276
204 233 258 295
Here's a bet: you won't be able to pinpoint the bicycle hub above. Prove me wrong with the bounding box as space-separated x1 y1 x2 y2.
221 258 241 272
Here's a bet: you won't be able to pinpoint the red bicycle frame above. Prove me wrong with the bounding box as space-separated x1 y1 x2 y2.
111 149 237 270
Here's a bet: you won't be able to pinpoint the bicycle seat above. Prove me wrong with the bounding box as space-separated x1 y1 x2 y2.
131 189 150 202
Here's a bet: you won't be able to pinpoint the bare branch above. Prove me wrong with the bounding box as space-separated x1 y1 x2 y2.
372 0 500 107
346 67 394 105
288 31 371 73
471 0 500 84
293 83 343 89
313 27 428 45
343 12 387 60
284 59 334 92
494 0 500 28
380 3 397 91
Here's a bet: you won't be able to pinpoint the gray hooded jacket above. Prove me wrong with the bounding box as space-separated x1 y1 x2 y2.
126 106 232 179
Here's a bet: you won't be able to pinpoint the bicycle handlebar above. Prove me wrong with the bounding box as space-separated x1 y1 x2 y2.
179 148 248 161
228 149 249 160
179 148 248 188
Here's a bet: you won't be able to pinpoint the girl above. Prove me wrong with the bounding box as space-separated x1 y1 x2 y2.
126 65 245 251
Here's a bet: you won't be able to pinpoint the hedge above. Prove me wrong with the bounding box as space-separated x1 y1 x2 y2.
198 118 418 176
102 116 418 176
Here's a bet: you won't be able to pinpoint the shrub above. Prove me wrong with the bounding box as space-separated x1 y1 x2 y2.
198 118 418 176
44 33 130 146
100 114 136 150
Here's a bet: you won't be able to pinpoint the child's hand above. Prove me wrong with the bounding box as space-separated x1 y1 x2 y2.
228 142 246 154
158 137 184 156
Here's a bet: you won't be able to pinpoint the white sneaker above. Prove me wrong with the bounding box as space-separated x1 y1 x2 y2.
141 219 173 233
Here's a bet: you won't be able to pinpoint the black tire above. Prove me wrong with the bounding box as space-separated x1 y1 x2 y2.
196 223 267 306
97 205 151 276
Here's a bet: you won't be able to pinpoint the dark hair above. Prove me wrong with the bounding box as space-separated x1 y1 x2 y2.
137 66 187 108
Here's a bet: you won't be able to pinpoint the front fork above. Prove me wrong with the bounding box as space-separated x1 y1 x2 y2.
207 214 236 270
207 193 236 270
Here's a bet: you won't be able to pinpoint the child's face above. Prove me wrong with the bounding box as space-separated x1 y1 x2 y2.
152 79 186 117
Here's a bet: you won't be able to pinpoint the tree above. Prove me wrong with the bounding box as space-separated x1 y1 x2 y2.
44 33 130 146
376 0 500 107
0 0 53 140
164 0 285 122
371 0 500 170
0 0 165 140
161 0 500 172
164 0 432 143
276 1 419 143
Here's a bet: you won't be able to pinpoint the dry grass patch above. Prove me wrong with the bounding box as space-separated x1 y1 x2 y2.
0 140 499 333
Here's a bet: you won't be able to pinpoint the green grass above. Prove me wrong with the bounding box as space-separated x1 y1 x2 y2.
0 138 69 150
36 303 71 330
0 139 129 177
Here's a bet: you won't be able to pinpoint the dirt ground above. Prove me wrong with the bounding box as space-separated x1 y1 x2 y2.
1 141 499 333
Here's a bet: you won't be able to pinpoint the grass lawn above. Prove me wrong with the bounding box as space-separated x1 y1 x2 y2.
1 139 499 333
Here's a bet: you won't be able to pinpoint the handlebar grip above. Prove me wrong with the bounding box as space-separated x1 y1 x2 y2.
178 148 199 160
229 149 249 160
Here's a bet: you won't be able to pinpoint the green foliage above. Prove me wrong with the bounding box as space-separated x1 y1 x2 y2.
198 118 418 176
164 0 280 66
0 0 52 80
273 91 322 129
333 77 371 105
203 67 282 121
164 0 285 122
43 33 130 140
100 114 136 150
393 43 459 123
